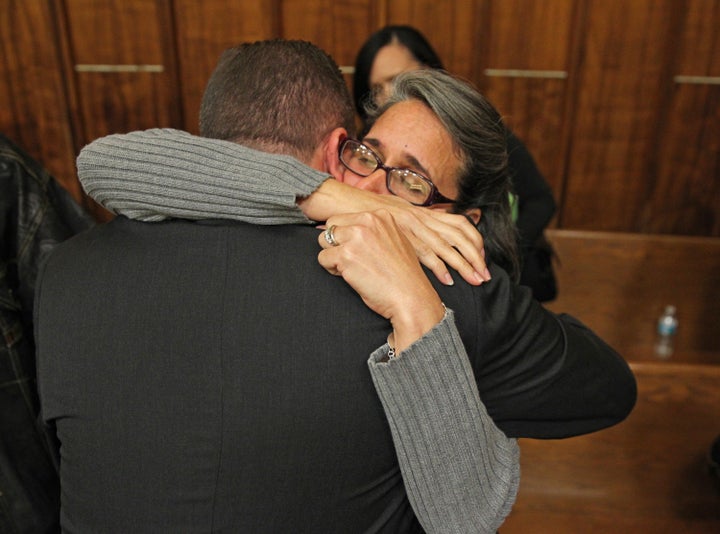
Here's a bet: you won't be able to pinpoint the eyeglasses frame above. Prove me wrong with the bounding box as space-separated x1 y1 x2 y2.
338 138 454 207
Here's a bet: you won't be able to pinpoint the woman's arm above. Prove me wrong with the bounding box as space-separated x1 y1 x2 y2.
78 128 326 224
369 312 519 534
317 210 519 532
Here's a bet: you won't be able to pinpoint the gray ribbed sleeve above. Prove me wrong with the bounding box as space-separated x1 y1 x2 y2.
369 309 520 534
77 129 328 224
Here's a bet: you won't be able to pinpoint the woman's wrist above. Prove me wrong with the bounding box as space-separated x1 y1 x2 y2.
298 179 411 220
390 296 446 353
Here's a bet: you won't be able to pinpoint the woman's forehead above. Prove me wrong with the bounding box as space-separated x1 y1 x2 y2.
370 43 421 85
369 100 446 141
366 100 462 185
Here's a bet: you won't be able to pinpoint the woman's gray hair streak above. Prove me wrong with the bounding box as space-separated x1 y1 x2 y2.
366 69 519 280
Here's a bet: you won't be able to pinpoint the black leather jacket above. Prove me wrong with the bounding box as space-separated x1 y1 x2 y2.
0 134 94 533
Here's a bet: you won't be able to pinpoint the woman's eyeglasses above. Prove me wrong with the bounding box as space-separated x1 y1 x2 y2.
338 138 455 206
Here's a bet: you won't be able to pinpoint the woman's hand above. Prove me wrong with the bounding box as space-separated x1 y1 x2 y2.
304 180 490 286
317 210 445 352
384 203 490 287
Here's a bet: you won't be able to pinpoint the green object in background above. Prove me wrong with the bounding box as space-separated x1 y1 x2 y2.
509 193 519 222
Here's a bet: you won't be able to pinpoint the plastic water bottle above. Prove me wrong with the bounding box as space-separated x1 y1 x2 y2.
655 305 678 359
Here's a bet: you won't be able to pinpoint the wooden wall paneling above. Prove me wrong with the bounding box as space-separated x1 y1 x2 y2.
384 0 482 83
280 0 379 93
62 0 182 145
173 0 278 133
646 0 720 237
649 85 720 237
561 0 679 232
479 0 577 205
0 0 82 201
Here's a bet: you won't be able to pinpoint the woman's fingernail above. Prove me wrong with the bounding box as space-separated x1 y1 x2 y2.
444 273 455 286
483 267 492 281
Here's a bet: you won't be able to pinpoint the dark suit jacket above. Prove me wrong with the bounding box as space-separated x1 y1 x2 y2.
35 216 635 532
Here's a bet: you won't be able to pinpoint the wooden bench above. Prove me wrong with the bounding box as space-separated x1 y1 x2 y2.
501 362 720 533
543 230 720 365
500 230 720 532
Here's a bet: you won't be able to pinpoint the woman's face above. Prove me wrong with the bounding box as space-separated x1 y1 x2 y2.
369 42 423 106
340 99 463 205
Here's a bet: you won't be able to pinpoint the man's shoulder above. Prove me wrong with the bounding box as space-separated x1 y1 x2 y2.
432 263 539 334
433 263 517 304
45 216 324 272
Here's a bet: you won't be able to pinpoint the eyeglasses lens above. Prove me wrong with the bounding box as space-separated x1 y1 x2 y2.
388 169 432 205
343 142 378 176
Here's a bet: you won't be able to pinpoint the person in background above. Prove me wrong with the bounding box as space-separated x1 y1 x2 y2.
36 40 519 533
1 134 95 533
353 24 559 301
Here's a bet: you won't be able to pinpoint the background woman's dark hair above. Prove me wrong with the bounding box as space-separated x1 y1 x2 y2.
366 70 520 281
353 25 444 123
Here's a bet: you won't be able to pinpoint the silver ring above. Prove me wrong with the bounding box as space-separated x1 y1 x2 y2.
324 225 339 247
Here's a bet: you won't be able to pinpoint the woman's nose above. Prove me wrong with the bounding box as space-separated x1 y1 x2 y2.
356 168 391 195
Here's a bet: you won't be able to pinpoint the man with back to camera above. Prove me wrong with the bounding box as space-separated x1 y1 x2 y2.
79 54 637 439
35 40 522 533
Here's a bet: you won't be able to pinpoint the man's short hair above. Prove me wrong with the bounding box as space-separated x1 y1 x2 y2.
200 39 356 162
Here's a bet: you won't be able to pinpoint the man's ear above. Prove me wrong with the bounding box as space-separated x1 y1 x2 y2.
323 127 348 181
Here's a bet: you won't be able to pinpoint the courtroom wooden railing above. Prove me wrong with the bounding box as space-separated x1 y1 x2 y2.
502 230 720 533
543 230 720 366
